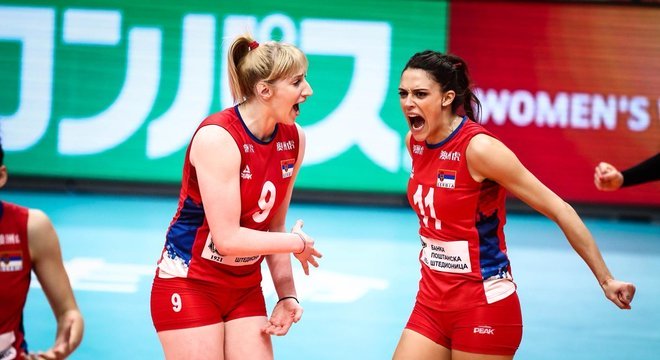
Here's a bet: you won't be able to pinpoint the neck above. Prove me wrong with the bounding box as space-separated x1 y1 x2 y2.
448 115 462 133
238 101 277 141
425 114 461 144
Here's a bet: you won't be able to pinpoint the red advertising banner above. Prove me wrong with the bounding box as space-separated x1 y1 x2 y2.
449 2 660 206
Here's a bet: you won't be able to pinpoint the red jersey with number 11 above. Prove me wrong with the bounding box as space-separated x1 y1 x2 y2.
156 106 300 288
407 117 515 311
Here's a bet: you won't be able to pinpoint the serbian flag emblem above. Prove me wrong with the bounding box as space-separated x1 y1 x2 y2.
437 169 456 189
0 252 23 272
281 159 295 178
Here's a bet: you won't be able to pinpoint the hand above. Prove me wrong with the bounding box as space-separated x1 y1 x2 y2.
262 297 303 336
291 220 322 275
594 162 624 191
601 278 636 310
24 311 83 360
21 350 64 360
20 347 66 360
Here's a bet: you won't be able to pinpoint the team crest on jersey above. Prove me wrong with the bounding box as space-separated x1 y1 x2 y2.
281 159 295 178
437 169 456 189
241 165 252 180
0 251 23 272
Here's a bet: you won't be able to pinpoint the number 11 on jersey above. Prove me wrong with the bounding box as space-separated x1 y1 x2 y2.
413 184 441 230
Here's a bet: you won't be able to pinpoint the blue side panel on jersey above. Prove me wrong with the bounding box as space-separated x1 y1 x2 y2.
164 197 204 265
477 210 509 279
19 319 28 353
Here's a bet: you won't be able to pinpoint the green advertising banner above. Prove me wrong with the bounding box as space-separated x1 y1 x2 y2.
1 0 448 192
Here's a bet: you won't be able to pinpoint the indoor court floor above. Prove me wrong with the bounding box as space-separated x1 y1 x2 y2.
5 190 659 360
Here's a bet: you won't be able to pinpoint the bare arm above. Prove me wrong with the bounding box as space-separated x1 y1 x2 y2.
265 126 321 335
266 124 320 285
467 134 635 309
263 127 303 335
190 125 307 256
28 209 84 359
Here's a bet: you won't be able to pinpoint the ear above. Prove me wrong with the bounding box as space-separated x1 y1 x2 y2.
441 90 456 107
0 165 7 189
255 81 273 100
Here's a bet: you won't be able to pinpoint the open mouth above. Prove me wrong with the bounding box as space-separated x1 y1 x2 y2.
293 103 300 115
408 115 425 131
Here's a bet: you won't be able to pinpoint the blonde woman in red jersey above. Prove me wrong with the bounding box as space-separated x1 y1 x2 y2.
150 35 321 359
392 51 636 360
0 142 84 360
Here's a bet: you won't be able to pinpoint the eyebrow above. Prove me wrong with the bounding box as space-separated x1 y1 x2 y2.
398 87 429 92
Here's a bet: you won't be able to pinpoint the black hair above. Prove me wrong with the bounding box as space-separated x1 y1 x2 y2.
403 50 481 121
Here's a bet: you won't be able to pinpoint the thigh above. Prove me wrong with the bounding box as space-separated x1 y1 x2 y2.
452 349 513 360
452 293 523 357
393 329 451 360
158 323 224 360
224 316 272 360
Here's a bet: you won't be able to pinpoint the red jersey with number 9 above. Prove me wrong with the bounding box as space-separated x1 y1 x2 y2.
155 106 300 288
407 117 515 311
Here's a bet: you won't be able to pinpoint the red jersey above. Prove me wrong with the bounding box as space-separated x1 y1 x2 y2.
156 106 300 288
407 118 516 311
0 201 31 358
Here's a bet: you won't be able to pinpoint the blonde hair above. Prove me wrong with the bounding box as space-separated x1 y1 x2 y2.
227 34 308 103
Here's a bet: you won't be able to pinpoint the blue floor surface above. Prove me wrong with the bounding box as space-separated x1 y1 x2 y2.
4 191 659 359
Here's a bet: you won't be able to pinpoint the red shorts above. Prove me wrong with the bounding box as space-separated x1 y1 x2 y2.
150 277 266 332
405 292 523 356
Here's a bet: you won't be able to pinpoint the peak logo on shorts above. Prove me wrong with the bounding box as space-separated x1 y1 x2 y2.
473 325 495 335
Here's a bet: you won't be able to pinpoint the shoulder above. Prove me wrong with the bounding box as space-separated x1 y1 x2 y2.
27 208 51 230
466 133 517 182
194 107 240 147
467 133 500 156
467 133 516 163
27 208 59 258
191 125 240 167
